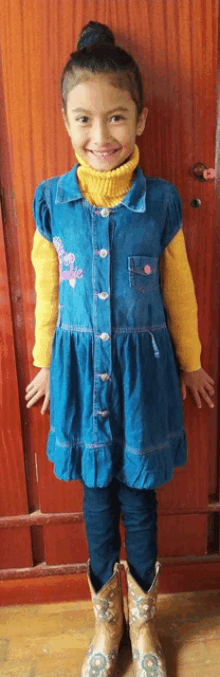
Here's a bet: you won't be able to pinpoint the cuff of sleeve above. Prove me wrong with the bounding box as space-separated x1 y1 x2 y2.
33 362 50 368
32 344 52 368
180 361 202 372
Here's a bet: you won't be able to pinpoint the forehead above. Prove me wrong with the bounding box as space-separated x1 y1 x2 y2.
67 76 134 112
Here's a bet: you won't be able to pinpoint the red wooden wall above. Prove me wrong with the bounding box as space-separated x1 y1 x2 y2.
0 0 220 604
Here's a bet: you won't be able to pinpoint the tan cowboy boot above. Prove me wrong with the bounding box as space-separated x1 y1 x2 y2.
125 560 167 677
81 559 126 676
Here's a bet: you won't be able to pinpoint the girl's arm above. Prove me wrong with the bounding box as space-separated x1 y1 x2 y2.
31 229 59 367
160 229 215 408
25 230 59 414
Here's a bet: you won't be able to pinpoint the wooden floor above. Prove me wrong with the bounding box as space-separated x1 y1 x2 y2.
0 588 220 676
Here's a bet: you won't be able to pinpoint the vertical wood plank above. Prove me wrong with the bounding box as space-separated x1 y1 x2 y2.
0 201 29 517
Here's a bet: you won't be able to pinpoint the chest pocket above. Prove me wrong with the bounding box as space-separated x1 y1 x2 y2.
128 256 158 293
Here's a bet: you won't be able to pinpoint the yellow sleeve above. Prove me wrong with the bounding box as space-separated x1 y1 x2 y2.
31 229 59 368
160 228 202 371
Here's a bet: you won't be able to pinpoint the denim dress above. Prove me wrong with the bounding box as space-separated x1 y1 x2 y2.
33 163 188 489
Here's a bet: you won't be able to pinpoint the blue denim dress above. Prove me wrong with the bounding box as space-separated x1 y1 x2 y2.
33 163 188 489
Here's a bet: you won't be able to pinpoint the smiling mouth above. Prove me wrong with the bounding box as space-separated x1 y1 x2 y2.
88 149 120 156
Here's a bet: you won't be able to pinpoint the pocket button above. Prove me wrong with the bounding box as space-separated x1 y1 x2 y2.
144 264 152 275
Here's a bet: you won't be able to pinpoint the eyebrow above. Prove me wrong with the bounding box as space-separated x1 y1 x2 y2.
72 106 129 114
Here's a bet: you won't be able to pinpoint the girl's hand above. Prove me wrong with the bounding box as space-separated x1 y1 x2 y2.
181 368 215 409
25 367 50 415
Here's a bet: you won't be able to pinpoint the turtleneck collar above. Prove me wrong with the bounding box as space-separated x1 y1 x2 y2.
74 143 140 208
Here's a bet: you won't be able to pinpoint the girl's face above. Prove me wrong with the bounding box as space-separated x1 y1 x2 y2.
62 75 148 171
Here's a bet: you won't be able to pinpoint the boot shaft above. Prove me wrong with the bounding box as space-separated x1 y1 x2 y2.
86 560 124 623
81 560 125 677
125 560 161 623
124 560 167 677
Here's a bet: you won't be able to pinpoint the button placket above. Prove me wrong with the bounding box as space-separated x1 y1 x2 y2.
93 208 112 443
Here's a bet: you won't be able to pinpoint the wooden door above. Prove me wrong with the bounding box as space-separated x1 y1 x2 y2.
0 0 220 604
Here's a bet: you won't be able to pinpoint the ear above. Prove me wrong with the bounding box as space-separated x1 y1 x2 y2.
136 107 148 136
62 108 71 136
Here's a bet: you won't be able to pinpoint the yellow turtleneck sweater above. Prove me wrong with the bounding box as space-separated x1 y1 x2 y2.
31 144 201 371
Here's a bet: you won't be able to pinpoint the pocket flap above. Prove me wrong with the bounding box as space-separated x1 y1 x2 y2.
128 256 158 276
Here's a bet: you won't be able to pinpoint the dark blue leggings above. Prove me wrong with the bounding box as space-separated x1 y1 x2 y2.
82 477 158 593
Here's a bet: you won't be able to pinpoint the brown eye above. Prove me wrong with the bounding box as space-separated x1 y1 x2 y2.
76 117 89 123
111 115 124 121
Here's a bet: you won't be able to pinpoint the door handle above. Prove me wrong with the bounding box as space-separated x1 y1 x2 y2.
191 162 216 180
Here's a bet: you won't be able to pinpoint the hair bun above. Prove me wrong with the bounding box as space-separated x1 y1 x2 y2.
77 21 115 52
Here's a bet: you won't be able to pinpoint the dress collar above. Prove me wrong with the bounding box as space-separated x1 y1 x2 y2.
55 143 147 213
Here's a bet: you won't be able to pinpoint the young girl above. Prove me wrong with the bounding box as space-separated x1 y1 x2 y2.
25 20 215 677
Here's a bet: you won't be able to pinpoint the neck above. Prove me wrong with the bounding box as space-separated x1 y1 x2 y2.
74 144 140 208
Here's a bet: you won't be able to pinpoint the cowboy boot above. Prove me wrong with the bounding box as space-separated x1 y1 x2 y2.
81 558 127 676
124 560 167 677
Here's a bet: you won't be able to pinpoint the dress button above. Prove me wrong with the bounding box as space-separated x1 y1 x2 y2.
100 373 110 381
98 291 109 300
99 249 108 258
100 332 110 341
100 410 109 417
100 208 110 217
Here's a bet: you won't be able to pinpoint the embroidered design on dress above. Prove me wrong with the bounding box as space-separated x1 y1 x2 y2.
53 236 83 289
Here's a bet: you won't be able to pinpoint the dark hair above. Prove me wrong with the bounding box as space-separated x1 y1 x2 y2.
60 21 144 120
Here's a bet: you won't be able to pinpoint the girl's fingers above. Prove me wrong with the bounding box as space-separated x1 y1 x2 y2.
26 376 44 392
25 383 40 396
26 391 43 407
25 387 42 401
191 388 202 408
26 382 36 392
200 387 214 409
41 394 49 414
205 383 215 395
181 383 186 400
205 374 215 385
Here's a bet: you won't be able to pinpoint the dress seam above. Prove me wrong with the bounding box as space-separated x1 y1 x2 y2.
55 323 167 333
49 427 185 454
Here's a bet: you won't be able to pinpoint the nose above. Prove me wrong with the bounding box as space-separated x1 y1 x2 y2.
91 121 112 145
